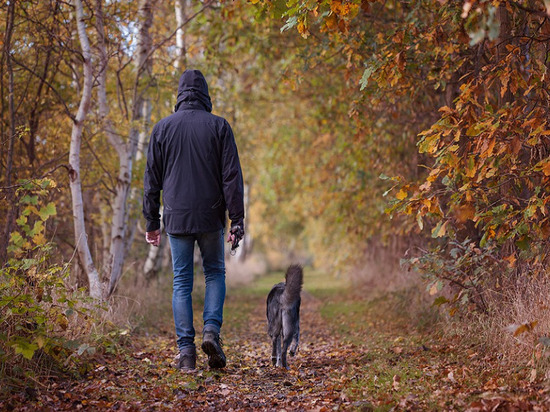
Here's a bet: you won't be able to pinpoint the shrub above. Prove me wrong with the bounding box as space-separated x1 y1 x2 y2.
0 179 97 393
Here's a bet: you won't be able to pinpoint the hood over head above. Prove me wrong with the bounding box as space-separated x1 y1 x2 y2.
174 69 212 113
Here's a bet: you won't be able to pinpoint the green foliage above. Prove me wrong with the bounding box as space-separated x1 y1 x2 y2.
0 179 97 391
403 239 510 314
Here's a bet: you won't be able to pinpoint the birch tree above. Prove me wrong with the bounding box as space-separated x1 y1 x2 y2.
93 0 155 296
174 0 188 71
69 0 101 298
68 0 212 296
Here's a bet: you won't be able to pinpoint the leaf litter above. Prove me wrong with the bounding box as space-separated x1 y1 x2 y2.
3 282 550 411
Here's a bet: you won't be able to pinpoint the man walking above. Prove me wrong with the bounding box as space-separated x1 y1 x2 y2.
143 69 244 371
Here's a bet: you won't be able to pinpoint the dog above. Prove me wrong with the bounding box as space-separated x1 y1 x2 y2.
266 264 303 368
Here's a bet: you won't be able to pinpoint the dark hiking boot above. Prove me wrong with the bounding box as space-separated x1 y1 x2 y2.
201 330 226 369
177 347 196 371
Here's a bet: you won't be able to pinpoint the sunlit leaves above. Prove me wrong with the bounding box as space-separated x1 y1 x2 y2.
7 179 58 257
359 66 375 91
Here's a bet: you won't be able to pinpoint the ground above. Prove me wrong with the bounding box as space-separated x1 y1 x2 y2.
3 270 550 411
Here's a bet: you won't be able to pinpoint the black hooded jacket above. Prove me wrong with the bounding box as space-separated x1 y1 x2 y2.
142 70 244 235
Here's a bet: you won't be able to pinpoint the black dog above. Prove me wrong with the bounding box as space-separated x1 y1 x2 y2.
266 264 303 368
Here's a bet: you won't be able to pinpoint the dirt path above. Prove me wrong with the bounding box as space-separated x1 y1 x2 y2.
7 288 363 411
6 271 550 411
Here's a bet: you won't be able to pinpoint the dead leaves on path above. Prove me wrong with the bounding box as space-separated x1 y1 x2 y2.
4 291 550 411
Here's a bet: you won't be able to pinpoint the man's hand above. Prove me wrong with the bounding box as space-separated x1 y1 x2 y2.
227 225 244 251
146 229 161 247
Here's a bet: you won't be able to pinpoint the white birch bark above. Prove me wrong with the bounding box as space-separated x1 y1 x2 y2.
174 0 188 70
95 0 155 296
69 0 102 299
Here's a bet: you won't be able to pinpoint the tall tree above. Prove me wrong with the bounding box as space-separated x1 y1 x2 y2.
69 0 101 298
94 0 155 296
1 0 17 264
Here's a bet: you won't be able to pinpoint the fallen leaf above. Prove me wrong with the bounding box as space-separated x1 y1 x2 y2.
392 374 401 391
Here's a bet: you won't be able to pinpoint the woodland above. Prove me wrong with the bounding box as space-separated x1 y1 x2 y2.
2 0 550 410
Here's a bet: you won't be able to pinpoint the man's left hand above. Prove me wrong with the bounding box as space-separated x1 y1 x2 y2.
146 229 161 247
227 225 244 251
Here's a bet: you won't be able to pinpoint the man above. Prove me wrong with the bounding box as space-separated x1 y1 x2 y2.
143 69 244 371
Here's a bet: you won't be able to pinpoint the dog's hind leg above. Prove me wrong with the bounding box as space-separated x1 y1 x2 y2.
271 334 281 366
289 326 299 357
289 304 300 357
281 336 292 369
281 312 295 369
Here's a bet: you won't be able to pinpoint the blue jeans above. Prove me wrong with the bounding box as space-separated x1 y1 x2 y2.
168 229 226 351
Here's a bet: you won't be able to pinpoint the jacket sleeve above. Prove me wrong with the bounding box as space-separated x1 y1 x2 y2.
143 125 163 232
221 120 245 229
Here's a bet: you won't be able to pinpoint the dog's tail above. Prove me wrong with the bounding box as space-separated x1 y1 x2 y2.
282 264 303 305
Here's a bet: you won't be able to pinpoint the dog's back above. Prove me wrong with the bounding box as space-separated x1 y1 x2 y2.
267 265 303 368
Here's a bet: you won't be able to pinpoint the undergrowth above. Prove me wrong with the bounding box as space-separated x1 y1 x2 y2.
0 179 118 396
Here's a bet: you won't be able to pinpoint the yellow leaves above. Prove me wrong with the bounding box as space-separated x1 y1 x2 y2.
466 123 482 137
478 137 496 158
431 220 448 238
324 1 358 34
418 132 440 154
424 198 440 214
330 0 359 17
35 335 47 350
33 232 47 247
57 313 69 331
392 31 404 44
533 158 550 177
416 214 424 230
396 189 408 200
325 14 338 31
438 105 454 115
465 155 476 178
454 204 475 223
503 254 516 268
522 116 542 130
297 20 310 39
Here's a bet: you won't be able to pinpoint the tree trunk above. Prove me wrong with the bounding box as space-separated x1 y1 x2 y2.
174 0 188 70
69 0 102 299
1 0 17 264
97 0 155 297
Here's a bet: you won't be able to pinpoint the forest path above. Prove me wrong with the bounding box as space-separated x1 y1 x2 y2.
8 270 550 411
